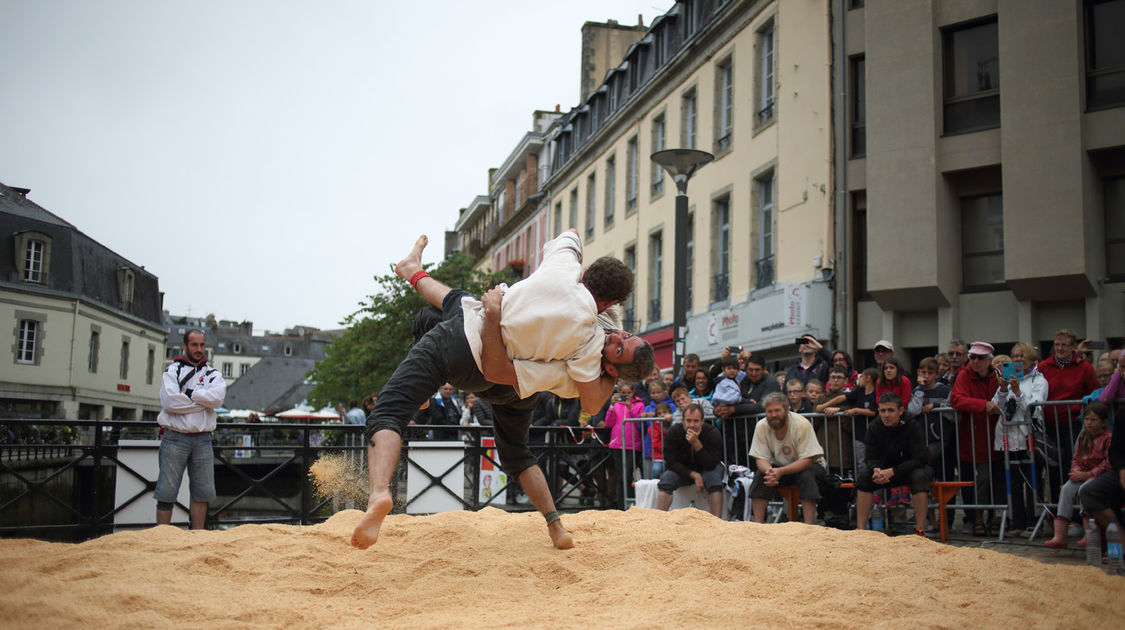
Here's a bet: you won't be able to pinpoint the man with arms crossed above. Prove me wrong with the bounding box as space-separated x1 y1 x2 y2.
352 230 654 550
155 329 226 529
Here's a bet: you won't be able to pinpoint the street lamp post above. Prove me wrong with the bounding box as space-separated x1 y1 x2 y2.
650 148 714 382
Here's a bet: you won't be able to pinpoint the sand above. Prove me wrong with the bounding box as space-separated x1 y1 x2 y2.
0 507 1121 629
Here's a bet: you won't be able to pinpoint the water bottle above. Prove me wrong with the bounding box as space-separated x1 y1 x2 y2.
1086 519 1103 567
871 513 884 532
1107 522 1124 576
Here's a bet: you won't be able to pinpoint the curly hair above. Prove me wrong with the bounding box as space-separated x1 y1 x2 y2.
614 338 655 382
582 256 633 304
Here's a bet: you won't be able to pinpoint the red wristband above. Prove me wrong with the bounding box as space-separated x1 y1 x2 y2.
409 270 430 289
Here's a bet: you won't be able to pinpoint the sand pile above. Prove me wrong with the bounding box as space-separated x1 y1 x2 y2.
0 508 1121 629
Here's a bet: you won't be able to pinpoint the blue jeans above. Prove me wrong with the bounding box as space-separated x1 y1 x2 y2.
155 430 216 504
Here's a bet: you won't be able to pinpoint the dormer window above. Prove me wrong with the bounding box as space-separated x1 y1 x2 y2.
233 342 242 354
14 231 52 284
117 267 135 310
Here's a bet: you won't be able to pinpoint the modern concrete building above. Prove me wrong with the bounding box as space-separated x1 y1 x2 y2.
0 182 164 421
834 0 1125 366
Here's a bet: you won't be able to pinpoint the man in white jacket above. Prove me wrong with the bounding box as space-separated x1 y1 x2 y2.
155 329 227 529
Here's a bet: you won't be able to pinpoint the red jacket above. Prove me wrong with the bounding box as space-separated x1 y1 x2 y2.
950 365 999 463
1038 354 1098 427
875 375 913 408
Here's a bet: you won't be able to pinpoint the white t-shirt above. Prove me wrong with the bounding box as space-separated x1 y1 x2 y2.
748 411 827 469
462 231 609 399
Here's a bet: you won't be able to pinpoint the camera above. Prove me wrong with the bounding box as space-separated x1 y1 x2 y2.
727 345 742 355
795 337 810 346
1087 340 1106 350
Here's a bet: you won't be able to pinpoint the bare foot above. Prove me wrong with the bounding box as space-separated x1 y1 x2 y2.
350 490 392 549
394 235 428 282
548 520 574 550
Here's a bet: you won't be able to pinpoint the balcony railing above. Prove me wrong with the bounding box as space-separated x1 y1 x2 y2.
756 99 775 125
755 255 774 288
713 272 729 302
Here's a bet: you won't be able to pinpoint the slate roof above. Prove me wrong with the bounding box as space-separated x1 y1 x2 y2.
223 356 318 415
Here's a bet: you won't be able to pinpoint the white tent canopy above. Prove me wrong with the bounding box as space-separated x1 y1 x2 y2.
273 405 341 421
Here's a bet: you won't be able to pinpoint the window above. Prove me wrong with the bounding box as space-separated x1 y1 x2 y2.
852 192 871 300
233 342 242 354
569 188 578 230
605 156 616 227
715 57 734 152
943 17 1000 134
586 173 597 238
117 267 135 310
624 245 637 329
654 27 667 67
240 363 251 376
713 196 731 302
651 114 666 195
261 345 270 353
16 319 38 364
649 231 663 322
146 346 155 385
961 193 1005 290
757 174 776 287
682 0 697 37
1086 0 1125 111
626 137 639 213
222 362 233 378
88 328 100 373
14 231 51 284
119 338 130 380
851 56 866 157
284 344 292 357
757 22 776 125
554 201 563 237
686 212 695 309
1106 176 1125 280
682 88 697 149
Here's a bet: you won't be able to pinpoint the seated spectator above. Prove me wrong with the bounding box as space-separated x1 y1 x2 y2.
908 358 952 479
671 387 715 423
855 393 934 535
830 349 860 391
819 367 879 477
748 392 828 524
786 335 830 386
1078 399 1125 547
689 368 713 400
650 402 674 478
875 357 913 416
990 342 1047 534
711 356 746 406
786 378 813 414
950 341 1003 536
1045 402 1112 548
656 403 725 517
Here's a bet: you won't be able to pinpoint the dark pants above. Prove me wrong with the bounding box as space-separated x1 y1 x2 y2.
366 289 540 477
748 463 827 501
856 465 933 494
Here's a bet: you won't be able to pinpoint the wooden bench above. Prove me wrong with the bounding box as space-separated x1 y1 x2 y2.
840 480 972 541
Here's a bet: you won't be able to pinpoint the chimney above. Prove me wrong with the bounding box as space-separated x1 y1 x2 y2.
555 104 560 112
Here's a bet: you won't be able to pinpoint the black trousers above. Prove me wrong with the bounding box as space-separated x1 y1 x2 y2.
366 289 540 477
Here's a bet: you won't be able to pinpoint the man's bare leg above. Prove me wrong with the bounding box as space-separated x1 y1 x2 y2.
156 508 172 525
351 430 401 549
802 499 817 524
518 465 574 549
708 490 724 518
855 491 873 530
657 491 673 511
189 500 208 529
751 497 769 523
395 235 452 309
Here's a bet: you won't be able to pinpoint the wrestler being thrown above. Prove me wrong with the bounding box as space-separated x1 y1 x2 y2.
351 230 655 550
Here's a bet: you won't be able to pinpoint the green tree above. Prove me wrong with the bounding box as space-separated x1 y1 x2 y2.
305 253 512 409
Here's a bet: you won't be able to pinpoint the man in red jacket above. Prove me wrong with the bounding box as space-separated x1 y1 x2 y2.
950 341 1003 536
1038 328 1099 502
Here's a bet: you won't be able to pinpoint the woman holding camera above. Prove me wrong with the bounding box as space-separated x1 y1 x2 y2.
600 382 646 503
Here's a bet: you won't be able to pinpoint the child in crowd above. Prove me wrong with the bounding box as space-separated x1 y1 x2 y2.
814 369 855 475
936 353 952 381
710 356 746 406
670 387 714 423
600 382 646 500
1045 402 1113 548
909 358 953 475
774 371 787 388
805 379 825 404
641 382 675 477
876 357 913 415
650 402 674 478
1084 356 1120 428
786 378 813 414
820 367 880 477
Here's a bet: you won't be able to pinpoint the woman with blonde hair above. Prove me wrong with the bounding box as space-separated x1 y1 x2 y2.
991 341 1048 535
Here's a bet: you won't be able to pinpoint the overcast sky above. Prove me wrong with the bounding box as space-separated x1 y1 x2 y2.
0 0 669 334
